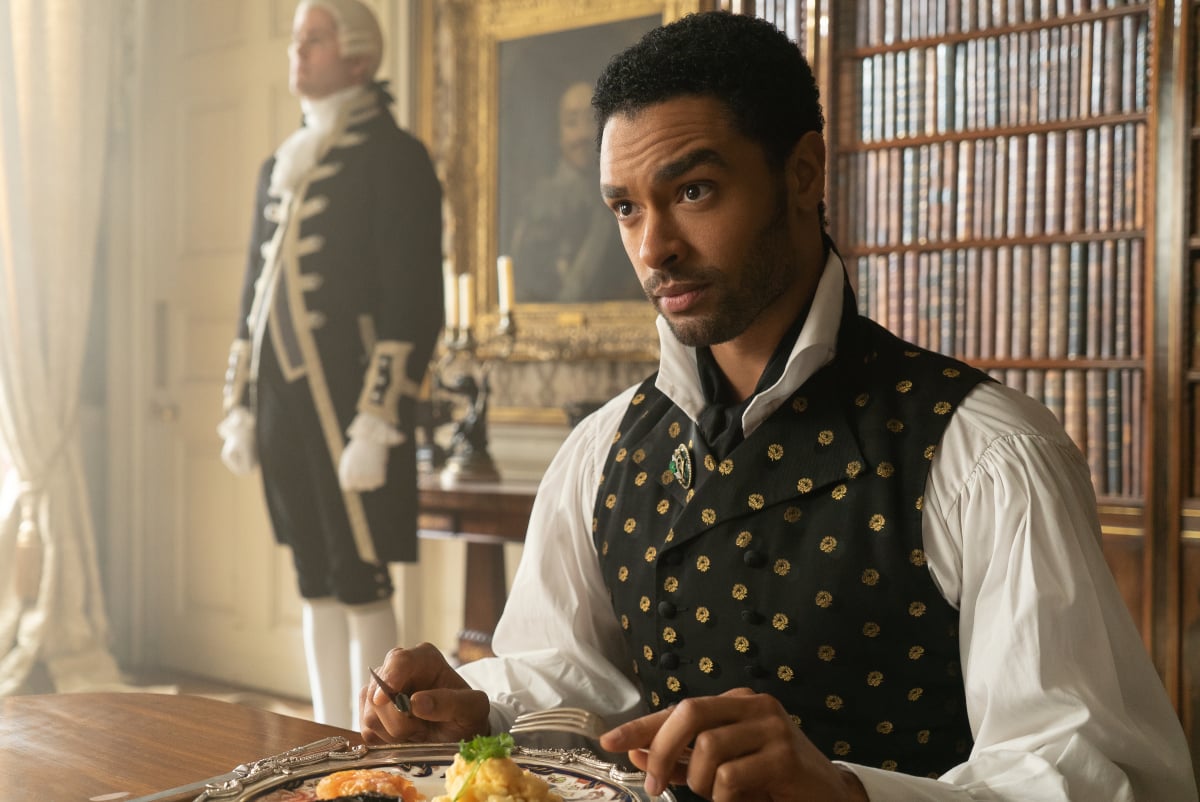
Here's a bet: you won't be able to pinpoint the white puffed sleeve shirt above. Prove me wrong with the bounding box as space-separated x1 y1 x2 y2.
459 255 1196 801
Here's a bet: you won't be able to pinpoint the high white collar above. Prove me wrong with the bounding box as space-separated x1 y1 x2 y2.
269 85 368 197
299 84 367 134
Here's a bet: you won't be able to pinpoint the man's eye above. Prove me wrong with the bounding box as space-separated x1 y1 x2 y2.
292 33 330 47
613 201 634 218
681 184 711 202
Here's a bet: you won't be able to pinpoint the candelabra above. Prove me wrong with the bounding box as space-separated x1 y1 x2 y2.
433 310 516 487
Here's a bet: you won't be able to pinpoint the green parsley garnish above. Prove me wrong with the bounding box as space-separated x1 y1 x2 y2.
452 732 515 801
459 732 514 762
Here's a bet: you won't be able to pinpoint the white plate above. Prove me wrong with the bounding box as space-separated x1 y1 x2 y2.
227 744 675 802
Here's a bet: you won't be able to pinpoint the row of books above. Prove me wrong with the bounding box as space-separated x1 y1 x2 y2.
851 0 1147 46
836 122 1146 247
1195 4 1200 113
1190 5 1200 499
1193 257 1200 370
853 15 1148 141
979 367 1144 498
835 3 1158 505
1193 388 1200 498
744 1 801 41
1194 139 1200 240
853 239 1144 362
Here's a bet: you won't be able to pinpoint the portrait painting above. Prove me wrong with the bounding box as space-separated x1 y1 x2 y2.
436 1 712 362
495 16 658 305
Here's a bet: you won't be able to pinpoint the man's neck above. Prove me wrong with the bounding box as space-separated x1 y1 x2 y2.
709 340 773 403
710 237 832 402
710 290 818 403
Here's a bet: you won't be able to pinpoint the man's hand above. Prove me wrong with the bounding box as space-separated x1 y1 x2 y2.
339 412 404 492
217 406 257 475
358 642 491 745
599 688 868 801
338 435 388 491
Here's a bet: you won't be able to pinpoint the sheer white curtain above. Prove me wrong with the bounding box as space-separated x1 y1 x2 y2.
0 0 127 694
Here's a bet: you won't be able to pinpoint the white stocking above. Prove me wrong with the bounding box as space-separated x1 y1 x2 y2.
347 598 398 730
301 597 353 729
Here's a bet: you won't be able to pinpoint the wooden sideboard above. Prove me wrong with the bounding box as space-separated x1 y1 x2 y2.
417 477 537 662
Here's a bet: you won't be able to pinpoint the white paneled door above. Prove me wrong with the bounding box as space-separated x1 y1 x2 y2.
136 0 404 697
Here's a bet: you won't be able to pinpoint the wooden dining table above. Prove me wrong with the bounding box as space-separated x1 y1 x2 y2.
0 692 358 802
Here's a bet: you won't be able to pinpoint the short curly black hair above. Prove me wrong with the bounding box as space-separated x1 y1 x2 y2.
592 11 824 168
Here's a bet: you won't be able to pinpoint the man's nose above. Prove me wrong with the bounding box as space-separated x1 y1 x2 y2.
637 209 682 271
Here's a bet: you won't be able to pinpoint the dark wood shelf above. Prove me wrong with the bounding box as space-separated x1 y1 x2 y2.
839 112 1151 153
1183 502 1200 537
1098 499 1145 517
842 229 1145 258
967 358 1145 371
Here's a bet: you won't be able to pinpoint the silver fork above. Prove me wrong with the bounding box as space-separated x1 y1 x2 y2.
510 707 692 766
510 707 608 739
511 708 679 794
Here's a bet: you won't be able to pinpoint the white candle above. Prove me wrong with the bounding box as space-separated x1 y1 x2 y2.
497 255 515 315
442 259 459 331
458 272 473 329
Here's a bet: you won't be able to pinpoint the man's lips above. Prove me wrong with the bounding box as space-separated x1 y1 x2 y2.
654 283 706 314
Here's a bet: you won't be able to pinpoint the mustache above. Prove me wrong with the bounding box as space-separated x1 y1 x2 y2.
642 265 723 294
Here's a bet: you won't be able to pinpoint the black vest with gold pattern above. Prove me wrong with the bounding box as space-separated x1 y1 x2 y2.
592 293 990 779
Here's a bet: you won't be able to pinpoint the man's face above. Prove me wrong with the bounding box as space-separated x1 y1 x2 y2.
559 82 595 173
599 96 823 348
289 6 363 100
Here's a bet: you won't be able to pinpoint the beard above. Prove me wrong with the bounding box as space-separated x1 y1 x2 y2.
646 192 796 348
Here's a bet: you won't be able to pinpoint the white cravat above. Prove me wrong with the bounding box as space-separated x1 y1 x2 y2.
269 84 365 196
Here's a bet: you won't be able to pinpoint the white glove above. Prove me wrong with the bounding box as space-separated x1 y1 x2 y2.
338 412 405 492
217 406 257 476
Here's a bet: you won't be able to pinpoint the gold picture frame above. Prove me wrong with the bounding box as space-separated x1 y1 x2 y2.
433 0 714 362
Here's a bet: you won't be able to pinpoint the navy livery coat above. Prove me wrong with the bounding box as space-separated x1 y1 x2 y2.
225 86 442 586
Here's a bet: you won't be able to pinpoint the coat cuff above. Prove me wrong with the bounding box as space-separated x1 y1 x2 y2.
356 340 418 426
223 339 251 415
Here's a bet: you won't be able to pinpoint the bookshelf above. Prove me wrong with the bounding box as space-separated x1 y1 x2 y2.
1181 0 1200 772
816 0 1196 769
832 2 1150 503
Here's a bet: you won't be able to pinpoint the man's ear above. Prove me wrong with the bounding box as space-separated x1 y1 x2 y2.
787 131 826 211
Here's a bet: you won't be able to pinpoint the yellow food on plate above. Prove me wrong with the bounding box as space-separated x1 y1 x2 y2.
315 767 425 801
433 753 563 802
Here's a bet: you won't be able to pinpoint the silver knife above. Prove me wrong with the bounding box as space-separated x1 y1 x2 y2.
124 735 363 802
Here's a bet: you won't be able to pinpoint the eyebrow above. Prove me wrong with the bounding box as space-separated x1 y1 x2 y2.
601 147 727 199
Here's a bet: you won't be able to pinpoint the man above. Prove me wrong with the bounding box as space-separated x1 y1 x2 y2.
218 0 442 730
509 81 641 303
361 12 1194 801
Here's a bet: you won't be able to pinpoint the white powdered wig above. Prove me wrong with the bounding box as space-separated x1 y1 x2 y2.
296 0 384 78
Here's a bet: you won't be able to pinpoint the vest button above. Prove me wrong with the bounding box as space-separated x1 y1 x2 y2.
658 601 677 618
741 609 764 624
743 550 766 568
744 663 767 678
658 652 680 669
